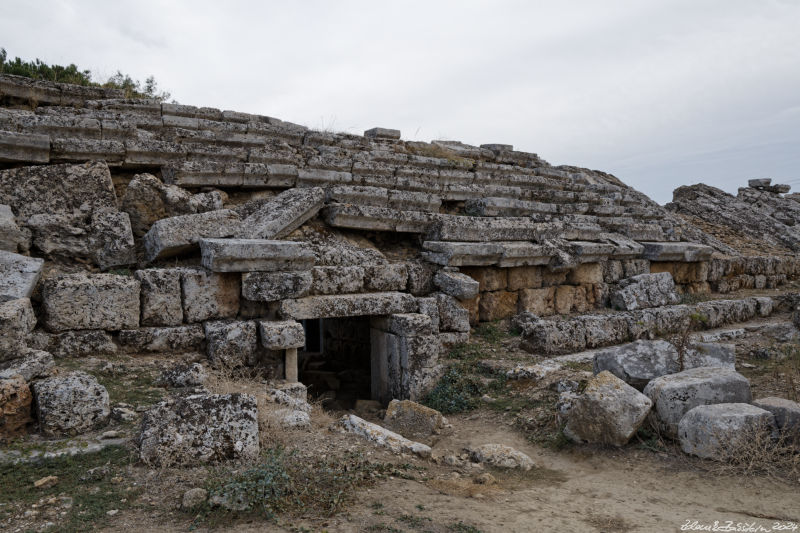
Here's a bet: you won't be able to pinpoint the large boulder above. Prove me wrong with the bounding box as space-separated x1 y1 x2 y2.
678 403 777 460
0 375 32 440
610 272 679 311
32 371 110 437
383 399 448 441
752 397 800 442
643 367 751 438
138 393 260 467
564 371 652 446
593 340 679 390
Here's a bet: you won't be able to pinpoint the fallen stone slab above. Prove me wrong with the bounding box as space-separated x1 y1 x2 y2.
279 292 417 320
0 349 54 381
204 320 258 368
468 443 536 470
143 209 241 262
138 393 260 467
258 320 305 350
337 414 431 458
643 367 752 438
0 375 32 440
593 340 680 390
564 371 652 446
118 326 206 353
0 298 36 360
433 270 479 301
0 250 43 302
383 399 448 441
752 397 800 441
235 187 325 240
200 238 314 273
32 371 110 437
678 403 777 460
42 274 140 332
242 271 313 302
610 272 679 311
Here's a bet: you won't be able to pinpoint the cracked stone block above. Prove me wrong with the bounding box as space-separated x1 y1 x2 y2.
135 269 184 326
236 187 325 240
679 403 777 460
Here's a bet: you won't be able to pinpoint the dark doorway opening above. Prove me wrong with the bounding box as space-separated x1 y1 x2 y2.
299 317 371 410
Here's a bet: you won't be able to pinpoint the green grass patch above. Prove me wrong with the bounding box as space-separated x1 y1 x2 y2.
0 445 139 532
473 322 511 344
448 522 483 533
90 368 164 407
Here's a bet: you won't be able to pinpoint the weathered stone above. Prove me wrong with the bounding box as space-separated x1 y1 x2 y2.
88 210 136 269
748 178 771 188
0 130 49 164
135 269 184 326
311 266 365 294
643 367 752 438
364 127 401 140
610 272 679 311
463 266 509 291
38 330 117 358
337 414 431 457
593 340 680 390
42 274 140 332
241 271 312 302
372 313 434 336
435 293 470 333
200 239 314 273
0 375 32 440
0 204 29 252
143 210 241 262
678 403 777 460
280 292 417 320
258 320 305 350
158 363 208 388
33 371 110 437
518 287 555 316
468 443 536 470
138 393 259 466
204 321 258 368
683 342 736 370
182 488 208 510
0 298 35 360
567 263 603 284
118 326 205 353
0 350 54 381
364 263 408 291
384 399 447 441
0 249 44 302
180 269 240 323
479 290 519 321
236 187 325 239
0 161 115 220
422 241 504 267
433 270 479 301
406 260 437 295
639 242 713 262
752 397 800 440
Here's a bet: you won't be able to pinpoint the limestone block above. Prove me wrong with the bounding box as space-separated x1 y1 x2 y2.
201 237 314 271
50 138 125 165
554 285 577 314
593 340 680 390
422 241 503 267
364 127 401 140
640 242 713 262
610 272 679 311
158 362 208 388
180 269 240 323
567 263 603 284
406 260 437 295
643 367 752 438
462 295 480 325
416 297 440 332
752 397 800 440
280 292 417 320
204 320 258 367
42 274 140 332
384 399 447 441
258 320 305 350
506 266 541 291
33 371 110 437
679 403 776 460
435 293 470 333
0 349 54 381
461 267 508 291
683 342 735 370
479 291 518 321
89 210 136 269
311 266 365 295
0 298 35 360
564 371 652 446
0 375 32 440
337 414 431 457
39 330 117 359
0 204 29 253
236 187 325 239
519 318 587 355
138 393 259 466
0 130 49 163
372 313 435 337
143 209 241 262
135 269 184 326
468 443 536 470
118 326 205 353
433 270 479 301
241 271 312 302
364 263 408 291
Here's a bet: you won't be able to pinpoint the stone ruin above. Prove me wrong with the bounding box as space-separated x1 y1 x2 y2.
1 72 799 465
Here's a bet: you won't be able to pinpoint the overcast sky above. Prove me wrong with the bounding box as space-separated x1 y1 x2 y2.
3 0 799 203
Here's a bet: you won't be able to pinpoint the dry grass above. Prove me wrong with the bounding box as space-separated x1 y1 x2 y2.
701 424 800 483
583 512 635 533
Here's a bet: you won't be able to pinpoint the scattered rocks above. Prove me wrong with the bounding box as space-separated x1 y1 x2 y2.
564 371 652 446
678 403 777 460
468 443 535 471
33 475 59 489
138 393 260 467
643 367 751 438
32 371 110 437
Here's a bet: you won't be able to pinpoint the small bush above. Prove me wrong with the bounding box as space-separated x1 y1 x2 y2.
422 367 484 414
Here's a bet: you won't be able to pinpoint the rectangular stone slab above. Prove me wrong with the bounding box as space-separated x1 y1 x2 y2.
42 274 140 332
0 130 50 163
200 238 314 272
279 292 417 320
236 187 325 240
143 209 241 262
0 250 44 302
640 242 714 262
